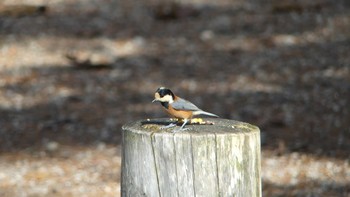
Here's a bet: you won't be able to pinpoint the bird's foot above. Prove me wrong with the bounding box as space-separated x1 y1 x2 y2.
161 123 177 129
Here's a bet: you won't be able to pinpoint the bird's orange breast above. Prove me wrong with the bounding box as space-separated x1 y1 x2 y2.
163 104 193 119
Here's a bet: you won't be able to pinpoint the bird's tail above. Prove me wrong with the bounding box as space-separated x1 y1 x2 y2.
193 110 219 117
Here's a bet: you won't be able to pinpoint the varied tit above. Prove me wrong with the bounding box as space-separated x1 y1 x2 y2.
152 87 219 131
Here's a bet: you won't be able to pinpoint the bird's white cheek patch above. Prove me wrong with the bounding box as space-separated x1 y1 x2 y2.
154 93 161 100
157 94 173 103
163 95 174 103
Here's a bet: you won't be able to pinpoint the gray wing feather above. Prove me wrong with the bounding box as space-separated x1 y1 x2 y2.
171 98 201 111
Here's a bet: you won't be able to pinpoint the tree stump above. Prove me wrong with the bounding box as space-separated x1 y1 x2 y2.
121 118 261 197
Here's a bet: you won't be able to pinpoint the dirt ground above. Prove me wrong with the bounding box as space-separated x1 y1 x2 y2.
0 0 349 196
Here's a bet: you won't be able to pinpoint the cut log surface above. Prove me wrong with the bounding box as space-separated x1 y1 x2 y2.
121 118 261 197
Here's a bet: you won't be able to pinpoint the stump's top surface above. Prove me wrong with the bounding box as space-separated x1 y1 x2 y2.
122 118 259 135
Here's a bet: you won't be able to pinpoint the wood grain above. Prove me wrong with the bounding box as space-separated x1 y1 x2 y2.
121 118 261 197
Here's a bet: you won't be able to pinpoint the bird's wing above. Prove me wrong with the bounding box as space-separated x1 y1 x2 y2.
171 98 201 111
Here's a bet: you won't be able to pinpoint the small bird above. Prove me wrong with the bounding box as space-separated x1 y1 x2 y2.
152 87 219 131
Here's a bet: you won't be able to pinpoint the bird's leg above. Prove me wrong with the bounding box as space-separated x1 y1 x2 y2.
173 119 190 133
179 119 188 130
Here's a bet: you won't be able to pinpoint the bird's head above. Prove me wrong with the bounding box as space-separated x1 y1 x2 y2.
152 87 175 103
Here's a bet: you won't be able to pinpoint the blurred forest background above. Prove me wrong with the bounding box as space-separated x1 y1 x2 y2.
0 0 349 196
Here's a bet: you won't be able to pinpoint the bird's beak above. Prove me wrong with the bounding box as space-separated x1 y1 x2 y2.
152 99 157 103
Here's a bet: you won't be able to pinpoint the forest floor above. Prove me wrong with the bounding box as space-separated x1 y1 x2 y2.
0 0 349 196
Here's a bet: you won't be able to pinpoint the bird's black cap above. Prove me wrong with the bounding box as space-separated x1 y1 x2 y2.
156 87 175 99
